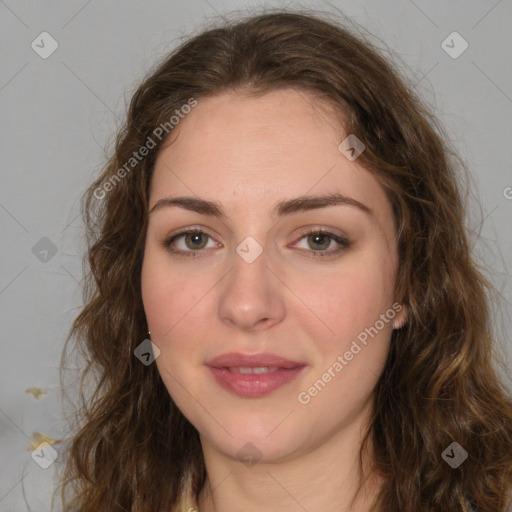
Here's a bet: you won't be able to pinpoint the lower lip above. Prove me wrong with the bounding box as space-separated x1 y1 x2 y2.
207 366 306 398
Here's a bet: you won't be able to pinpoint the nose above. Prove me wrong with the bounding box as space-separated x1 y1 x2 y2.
217 242 286 331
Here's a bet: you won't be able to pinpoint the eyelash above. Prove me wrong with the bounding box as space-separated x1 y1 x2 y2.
162 227 350 259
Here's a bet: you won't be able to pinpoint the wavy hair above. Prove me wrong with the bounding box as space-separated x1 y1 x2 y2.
55 8 512 512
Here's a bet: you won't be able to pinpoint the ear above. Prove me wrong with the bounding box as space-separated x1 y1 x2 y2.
392 303 409 330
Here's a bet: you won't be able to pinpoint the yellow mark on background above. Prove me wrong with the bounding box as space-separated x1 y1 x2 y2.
27 432 61 451
25 387 48 399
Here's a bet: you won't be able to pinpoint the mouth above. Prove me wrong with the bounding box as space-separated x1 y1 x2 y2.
225 366 281 374
205 352 307 397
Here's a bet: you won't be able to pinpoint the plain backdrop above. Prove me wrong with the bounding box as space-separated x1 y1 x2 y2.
1 1 511 510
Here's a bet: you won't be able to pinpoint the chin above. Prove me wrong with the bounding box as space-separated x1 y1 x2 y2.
201 416 306 462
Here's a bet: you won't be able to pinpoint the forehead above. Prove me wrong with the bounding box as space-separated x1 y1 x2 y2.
150 88 392 227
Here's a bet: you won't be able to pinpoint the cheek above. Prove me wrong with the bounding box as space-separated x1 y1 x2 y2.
140 250 220 405
292 249 397 349
141 268 174 334
141 254 210 414
294 260 395 419
141 251 206 336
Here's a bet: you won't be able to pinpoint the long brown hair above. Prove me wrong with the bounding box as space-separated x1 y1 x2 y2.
56 8 512 511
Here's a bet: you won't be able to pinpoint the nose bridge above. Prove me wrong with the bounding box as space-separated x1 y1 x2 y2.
217 234 284 329
233 234 268 281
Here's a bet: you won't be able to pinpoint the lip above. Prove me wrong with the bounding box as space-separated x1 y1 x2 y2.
205 352 307 398
205 351 304 369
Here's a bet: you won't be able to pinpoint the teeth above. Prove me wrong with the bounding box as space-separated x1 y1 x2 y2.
229 367 280 374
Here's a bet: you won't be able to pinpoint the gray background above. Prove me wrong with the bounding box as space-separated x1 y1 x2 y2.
1 1 511 510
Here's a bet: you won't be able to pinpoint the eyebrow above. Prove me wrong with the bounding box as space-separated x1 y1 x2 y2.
148 192 373 219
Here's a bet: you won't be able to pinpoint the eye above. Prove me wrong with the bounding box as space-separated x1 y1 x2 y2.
163 228 219 257
162 227 350 259
293 229 350 258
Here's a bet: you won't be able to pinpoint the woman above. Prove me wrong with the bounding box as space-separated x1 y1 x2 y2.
56 9 512 512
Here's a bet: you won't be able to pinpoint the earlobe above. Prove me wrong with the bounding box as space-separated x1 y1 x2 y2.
392 304 408 330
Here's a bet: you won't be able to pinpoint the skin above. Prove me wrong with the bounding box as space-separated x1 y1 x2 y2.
141 88 408 512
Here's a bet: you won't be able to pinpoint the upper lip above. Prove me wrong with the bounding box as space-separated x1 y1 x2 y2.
205 352 305 369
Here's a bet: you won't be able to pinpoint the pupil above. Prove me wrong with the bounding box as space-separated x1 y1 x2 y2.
310 234 329 250
188 233 206 249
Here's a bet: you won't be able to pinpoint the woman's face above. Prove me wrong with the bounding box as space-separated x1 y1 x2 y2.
141 88 407 464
